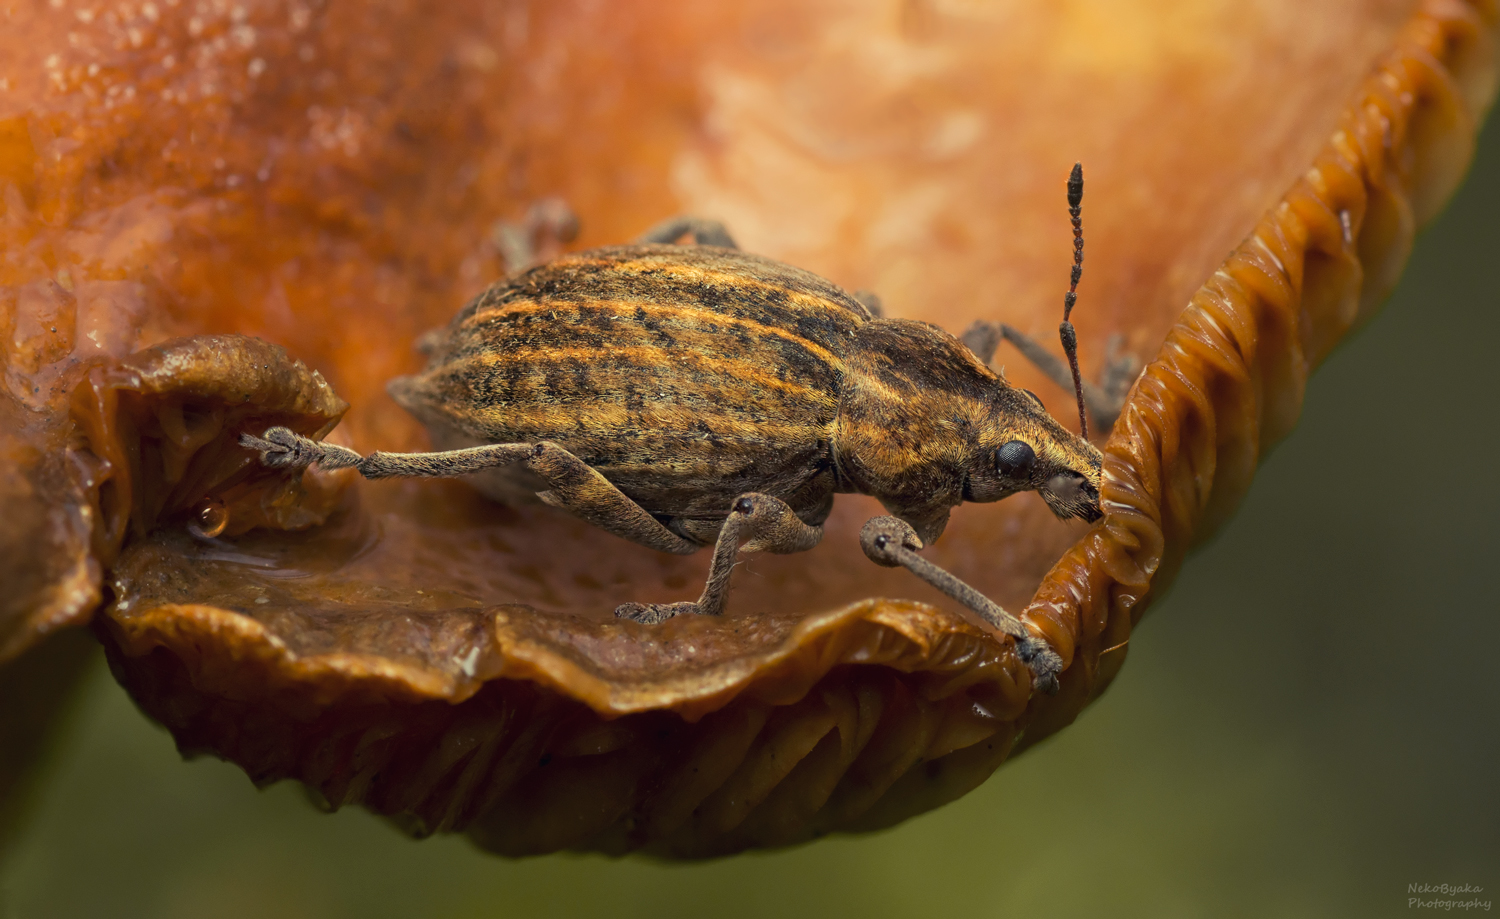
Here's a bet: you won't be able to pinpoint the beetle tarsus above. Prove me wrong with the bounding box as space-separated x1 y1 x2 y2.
615 600 699 625
1016 638 1063 696
239 427 362 471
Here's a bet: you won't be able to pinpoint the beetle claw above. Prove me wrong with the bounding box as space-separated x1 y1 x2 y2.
1017 639 1064 695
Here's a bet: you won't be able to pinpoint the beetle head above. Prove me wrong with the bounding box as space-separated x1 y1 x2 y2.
964 387 1104 523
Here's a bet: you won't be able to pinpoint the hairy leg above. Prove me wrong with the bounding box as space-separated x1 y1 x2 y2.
615 492 822 624
492 197 579 275
851 290 884 318
635 216 738 249
241 427 697 554
858 515 1063 695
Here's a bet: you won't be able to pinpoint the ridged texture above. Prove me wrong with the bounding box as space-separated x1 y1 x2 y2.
1020 0 1500 736
103 583 1028 857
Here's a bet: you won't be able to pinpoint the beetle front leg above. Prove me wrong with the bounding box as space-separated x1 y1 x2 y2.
615 492 822 624
859 516 1063 695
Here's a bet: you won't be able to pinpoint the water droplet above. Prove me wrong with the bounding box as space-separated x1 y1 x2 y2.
188 497 229 539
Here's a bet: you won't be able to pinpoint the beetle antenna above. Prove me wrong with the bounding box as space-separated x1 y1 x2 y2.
1060 162 1089 440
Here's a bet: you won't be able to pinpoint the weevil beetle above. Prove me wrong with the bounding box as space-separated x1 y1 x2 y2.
244 165 1120 694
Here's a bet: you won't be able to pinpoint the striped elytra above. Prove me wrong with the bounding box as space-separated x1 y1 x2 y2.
388 243 1104 546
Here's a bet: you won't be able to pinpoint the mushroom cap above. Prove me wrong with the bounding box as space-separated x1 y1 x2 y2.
1 0 1496 856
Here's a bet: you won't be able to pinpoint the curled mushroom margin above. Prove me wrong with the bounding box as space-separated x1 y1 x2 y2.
70 334 351 566
1018 0 1499 748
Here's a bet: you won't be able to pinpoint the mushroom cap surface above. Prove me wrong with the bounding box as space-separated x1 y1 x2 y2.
1 0 1495 855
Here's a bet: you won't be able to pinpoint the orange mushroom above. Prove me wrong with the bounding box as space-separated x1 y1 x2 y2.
0 0 1495 856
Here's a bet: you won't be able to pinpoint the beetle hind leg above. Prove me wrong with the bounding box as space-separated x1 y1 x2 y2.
240 428 699 554
615 492 822 623
240 427 536 479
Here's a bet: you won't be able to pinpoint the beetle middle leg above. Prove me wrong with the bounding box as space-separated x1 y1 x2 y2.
492 198 580 276
636 216 738 249
614 492 822 624
240 427 698 554
859 515 1063 694
960 319 1139 434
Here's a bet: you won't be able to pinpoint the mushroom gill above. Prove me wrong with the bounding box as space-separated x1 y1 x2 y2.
0 0 1495 856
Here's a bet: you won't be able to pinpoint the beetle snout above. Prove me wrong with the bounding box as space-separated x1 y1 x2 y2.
1041 471 1103 523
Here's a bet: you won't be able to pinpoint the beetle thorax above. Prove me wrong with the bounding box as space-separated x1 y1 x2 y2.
832 319 1003 540
833 317 1105 540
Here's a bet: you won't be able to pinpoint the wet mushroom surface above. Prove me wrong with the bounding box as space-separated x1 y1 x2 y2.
1 0 1496 857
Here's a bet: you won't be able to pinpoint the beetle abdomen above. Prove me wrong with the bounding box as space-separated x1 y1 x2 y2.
390 245 871 518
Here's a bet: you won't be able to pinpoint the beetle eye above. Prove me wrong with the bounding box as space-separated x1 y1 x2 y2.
1022 389 1044 409
995 440 1036 479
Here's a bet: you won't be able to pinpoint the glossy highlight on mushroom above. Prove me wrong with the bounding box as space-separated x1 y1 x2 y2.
1 0 1496 856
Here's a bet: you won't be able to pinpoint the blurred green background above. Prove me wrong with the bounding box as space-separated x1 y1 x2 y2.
2 120 1497 919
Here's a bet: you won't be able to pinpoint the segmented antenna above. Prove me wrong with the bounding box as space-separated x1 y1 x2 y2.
1059 162 1089 440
